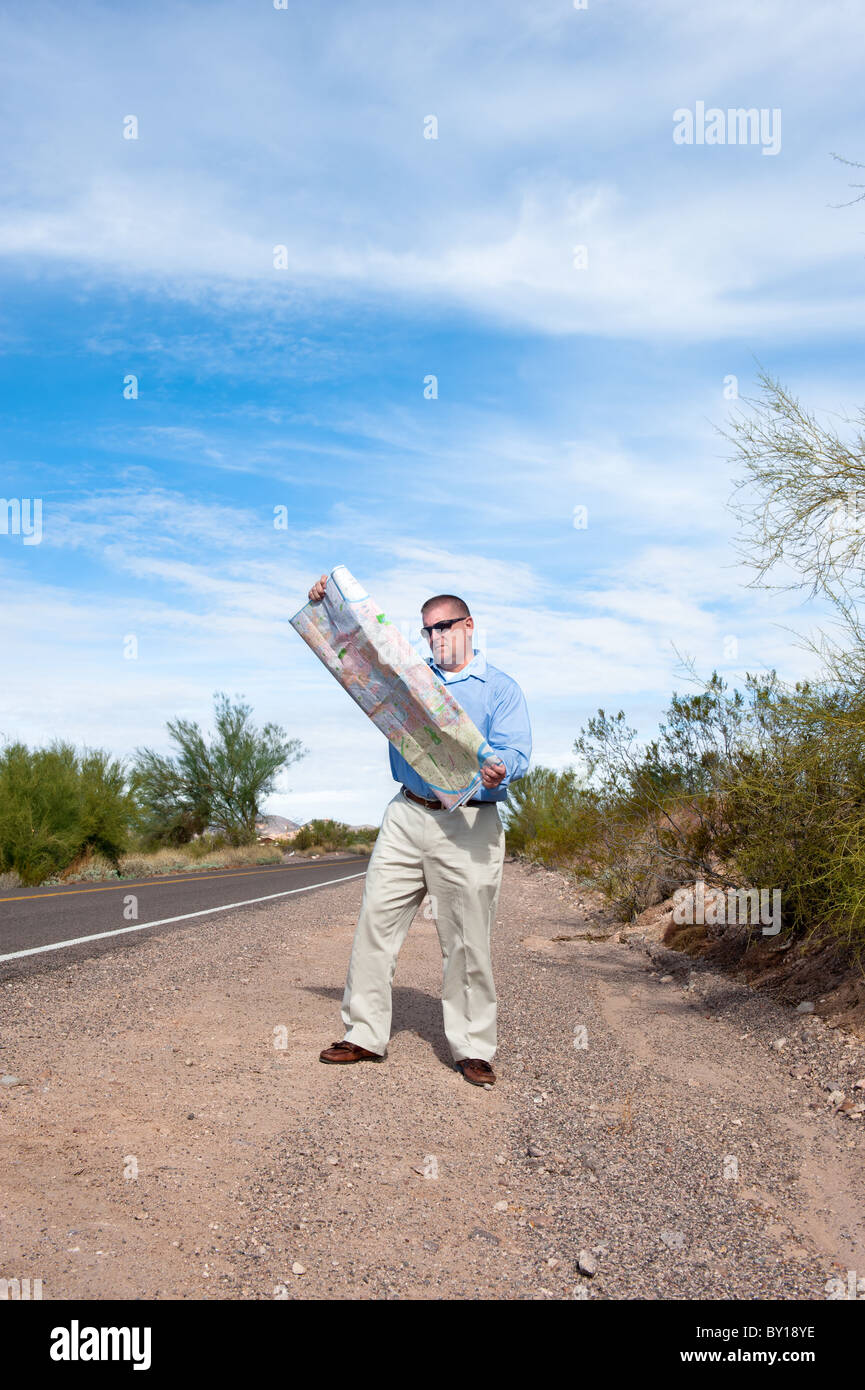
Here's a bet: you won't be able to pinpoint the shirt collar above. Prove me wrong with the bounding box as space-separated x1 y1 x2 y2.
427 647 487 683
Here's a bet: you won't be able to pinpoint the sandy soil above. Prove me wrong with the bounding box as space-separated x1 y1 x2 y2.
2 859 864 1300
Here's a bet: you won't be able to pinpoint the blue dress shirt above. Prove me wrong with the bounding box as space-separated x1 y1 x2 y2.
388 648 532 803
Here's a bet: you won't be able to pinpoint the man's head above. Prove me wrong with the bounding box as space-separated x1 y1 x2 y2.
420 593 474 671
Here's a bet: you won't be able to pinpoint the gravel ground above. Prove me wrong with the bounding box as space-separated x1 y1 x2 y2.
1 857 864 1300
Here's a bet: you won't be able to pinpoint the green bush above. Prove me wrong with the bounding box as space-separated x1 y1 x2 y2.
717 680 865 946
509 670 865 952
292 818 378 853
186 832 230 860
0 740 137 886
501 766 599 867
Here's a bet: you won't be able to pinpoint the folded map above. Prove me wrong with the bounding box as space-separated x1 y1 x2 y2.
289 565 502 811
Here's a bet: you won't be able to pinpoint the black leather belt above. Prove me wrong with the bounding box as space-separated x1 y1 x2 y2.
402 785 487 811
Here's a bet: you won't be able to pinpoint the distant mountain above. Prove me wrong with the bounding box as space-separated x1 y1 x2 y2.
199 815 374 841
254 814 301 839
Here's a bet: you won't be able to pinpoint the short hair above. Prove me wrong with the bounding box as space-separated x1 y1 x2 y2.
421 593 471 621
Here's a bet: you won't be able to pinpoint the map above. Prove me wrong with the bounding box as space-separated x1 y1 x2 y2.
289 565 503 810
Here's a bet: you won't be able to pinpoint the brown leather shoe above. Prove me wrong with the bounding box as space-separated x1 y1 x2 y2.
455 1057 496 1086
319 1039 385 1064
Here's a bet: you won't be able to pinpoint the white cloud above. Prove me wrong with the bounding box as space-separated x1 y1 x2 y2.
1 2 863 340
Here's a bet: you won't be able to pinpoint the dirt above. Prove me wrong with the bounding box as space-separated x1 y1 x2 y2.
628 889 865 1044
1 859 864 1300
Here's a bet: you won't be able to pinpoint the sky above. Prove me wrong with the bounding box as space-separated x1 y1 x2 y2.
1 0 864 825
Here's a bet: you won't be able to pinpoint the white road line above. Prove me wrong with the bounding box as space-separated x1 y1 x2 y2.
0 870 368 963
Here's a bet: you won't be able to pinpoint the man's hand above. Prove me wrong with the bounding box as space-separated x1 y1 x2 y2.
480 757 506 789
308 573 328 602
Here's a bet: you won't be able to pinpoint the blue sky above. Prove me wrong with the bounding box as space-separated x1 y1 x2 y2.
2 0 864 824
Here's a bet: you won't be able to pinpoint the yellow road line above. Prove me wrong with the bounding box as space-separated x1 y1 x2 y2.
0 858 366 905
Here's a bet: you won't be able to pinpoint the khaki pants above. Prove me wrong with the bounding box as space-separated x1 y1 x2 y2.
340 787 506 1062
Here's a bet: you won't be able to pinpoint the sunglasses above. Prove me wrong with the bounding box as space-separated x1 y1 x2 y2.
421 616 468 638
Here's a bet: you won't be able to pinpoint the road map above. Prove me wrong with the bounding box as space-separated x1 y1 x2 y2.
289 565 503 810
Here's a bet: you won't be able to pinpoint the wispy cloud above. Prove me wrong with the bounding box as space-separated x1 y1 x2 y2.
2 1 864 338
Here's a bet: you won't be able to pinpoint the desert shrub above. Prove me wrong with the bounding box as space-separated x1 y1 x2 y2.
509 668 865 946
0 740 137 886
52 841 286 883
565 673 752 916
186 832 230 861
501 766 599 867
718 680 865 944
292 818 378 853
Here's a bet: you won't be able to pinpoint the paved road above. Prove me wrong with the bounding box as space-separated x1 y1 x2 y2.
0 856 369 975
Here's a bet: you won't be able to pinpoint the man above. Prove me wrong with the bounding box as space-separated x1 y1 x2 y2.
309 573 532 1086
